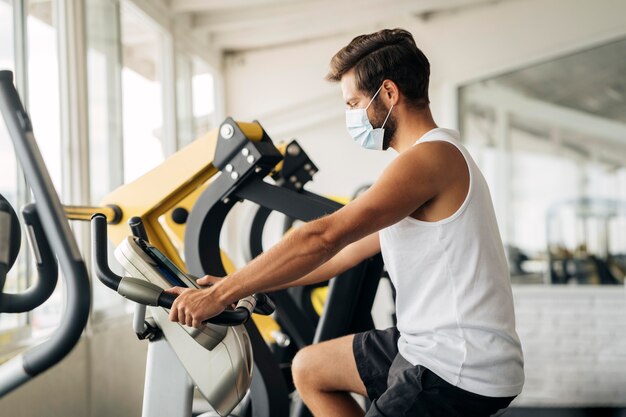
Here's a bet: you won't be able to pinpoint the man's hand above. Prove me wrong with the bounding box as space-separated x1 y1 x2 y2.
165 285 227 328
196 275 221 287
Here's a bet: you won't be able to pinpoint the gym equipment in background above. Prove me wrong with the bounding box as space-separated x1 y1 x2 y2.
546 197 626 285
0 70 91 396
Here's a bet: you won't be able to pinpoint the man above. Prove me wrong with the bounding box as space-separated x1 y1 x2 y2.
167 28 524 416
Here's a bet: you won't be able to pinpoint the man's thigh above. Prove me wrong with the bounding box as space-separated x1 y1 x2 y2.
353 327 400 401
293 334 368 397
366 354 515 417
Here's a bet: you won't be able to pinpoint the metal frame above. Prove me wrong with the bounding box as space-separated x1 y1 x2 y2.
141 338 194 417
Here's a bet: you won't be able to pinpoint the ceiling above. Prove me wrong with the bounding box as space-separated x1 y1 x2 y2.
120 0 508 80
165 0 505 53
489 37 626 124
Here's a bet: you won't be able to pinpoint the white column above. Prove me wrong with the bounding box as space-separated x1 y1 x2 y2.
161 33 178 157
56 0 92 286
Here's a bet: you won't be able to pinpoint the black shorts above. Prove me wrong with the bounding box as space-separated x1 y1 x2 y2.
353 327 516 417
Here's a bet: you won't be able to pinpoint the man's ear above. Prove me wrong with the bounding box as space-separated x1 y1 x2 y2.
382 79 399 106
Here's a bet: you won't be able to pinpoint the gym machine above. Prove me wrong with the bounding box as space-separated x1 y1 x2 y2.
62 124 312 347
184 119 385 417
90 214 275 416
0 70 91 396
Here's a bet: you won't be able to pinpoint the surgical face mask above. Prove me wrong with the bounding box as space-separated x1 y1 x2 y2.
345 85 394 151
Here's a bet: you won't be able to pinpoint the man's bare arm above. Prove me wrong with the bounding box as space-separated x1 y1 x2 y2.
261 231 381 293
167 142 458 326
209 142 450 306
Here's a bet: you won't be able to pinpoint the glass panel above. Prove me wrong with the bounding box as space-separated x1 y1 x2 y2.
191 58 215 137
175 52 194 148
27 0 61 192
459 37 626 285
0 1 13 73
87 0 123 204
86 0 129 314
120 2 165 183
175 54 216 150
26 0 63 333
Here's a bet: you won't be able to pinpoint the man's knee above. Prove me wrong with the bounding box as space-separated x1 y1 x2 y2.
292 345 319 389
292 335 363 396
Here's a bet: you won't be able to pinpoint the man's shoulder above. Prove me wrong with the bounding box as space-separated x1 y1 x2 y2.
413 139 464 167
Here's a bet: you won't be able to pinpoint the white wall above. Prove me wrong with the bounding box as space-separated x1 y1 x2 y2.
513 286 626 407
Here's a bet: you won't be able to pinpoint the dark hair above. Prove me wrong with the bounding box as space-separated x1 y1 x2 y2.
326 28 430 108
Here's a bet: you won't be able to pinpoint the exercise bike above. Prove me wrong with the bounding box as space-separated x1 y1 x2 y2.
90 213 276 416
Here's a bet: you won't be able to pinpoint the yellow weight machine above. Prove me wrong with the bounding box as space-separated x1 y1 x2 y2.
64 121 285 338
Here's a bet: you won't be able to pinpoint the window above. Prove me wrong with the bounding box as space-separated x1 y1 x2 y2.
0 0 65 337
87 0 123 205
191 59 216 139
1 0 226 337
27 0 62 192
27 0 64 334
175 53 194 148
459 37 626 285
120 3 166 183
86 0 129 314
175 53 216 149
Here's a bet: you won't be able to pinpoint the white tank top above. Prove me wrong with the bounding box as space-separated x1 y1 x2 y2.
379 127 524 397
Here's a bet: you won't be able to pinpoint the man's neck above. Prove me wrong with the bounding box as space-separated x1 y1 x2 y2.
390 107 438 153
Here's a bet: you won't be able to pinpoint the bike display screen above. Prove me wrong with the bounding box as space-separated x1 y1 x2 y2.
136 238 189 288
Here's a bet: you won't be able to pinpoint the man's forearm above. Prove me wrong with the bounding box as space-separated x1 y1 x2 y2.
262 270 330 294
212 217 343 305
261 251 345 293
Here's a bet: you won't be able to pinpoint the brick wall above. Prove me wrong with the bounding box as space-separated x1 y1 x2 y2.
512 286 626 407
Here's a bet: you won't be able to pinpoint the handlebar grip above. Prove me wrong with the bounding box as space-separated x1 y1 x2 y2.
22 204 55 267
91 213 123 292
157 291 176 309
253 293 275 315
0 204 60 313
0 204 59 313
156 290 251 326
0 200 12 267
207 308 250 326
90 214 252 327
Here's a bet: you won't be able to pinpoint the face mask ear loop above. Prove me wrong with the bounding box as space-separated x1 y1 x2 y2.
381 104 394 129
365 84 384 109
